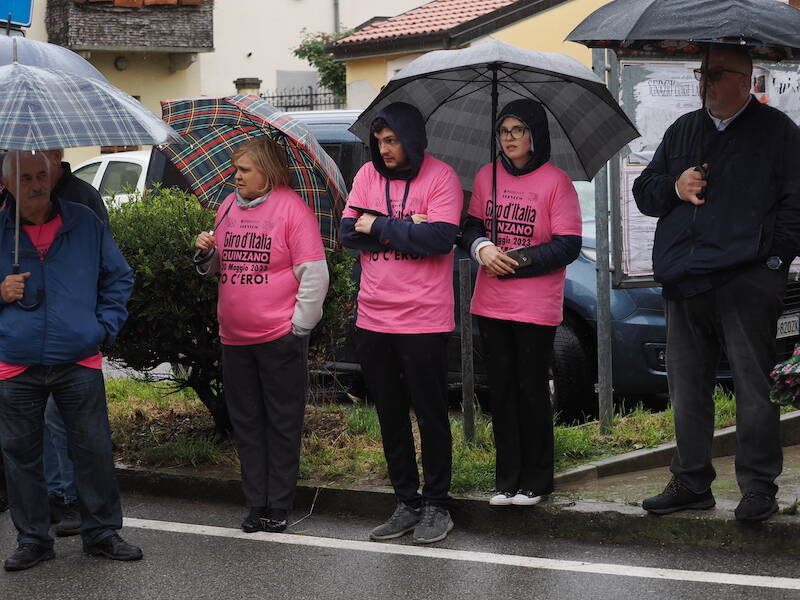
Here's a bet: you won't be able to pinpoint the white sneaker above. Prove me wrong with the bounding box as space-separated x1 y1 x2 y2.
510 490 544 506
489 491 515 506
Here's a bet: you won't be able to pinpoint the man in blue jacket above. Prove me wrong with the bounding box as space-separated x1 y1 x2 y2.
633 45 800 521
340 102 463 544
0 151 139 571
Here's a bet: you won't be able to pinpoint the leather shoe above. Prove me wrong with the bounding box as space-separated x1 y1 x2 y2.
241 507 266 533
83 533 143 561
262 518 288 533
4 544 55 572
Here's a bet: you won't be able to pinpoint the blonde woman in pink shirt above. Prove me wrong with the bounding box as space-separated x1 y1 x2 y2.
460 99 583 507
194 138 329 533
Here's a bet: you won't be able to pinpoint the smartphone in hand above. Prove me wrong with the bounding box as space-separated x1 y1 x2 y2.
504 246 531 268
350 205 387 217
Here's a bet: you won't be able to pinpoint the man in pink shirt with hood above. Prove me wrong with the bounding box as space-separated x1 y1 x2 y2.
341 102 462 544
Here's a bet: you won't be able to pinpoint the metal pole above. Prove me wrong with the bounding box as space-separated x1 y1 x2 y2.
592 48 614 433
489 64 499 244
459 258 475 444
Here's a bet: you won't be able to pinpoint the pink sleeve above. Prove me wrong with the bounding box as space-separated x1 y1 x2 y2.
468 165 490 220
289 199 327 265
425 164 463 226
341 164 371 219
549 172 583 237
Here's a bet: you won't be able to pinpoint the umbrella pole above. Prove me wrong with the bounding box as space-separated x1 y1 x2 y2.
490 64 499 245
695 43 710 195
12 151 20 273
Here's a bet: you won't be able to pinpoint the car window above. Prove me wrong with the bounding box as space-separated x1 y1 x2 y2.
100 161 142 196
73 162 101 187
320 142 367 192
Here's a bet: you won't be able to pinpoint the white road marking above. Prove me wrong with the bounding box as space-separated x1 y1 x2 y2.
124 517 800 591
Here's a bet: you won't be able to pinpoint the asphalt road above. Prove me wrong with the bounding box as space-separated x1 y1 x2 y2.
1 492 799 600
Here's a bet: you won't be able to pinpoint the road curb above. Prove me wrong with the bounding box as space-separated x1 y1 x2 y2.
554 410 800 486
115 410 800 555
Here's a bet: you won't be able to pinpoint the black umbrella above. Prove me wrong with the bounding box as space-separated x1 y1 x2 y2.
566 0 800 59
567 0 800 193
350 39 638 242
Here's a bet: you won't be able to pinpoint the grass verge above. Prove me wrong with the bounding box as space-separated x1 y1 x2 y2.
105 380 785 494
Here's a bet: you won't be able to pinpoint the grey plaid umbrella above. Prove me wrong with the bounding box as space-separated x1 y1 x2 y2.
350 39 639 191
0 39 180 310
0 62 180 150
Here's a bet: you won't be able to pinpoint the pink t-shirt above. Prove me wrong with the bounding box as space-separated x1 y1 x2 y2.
469 162 582 326
342 154 463 334
0 215 102 379
215 187 326 345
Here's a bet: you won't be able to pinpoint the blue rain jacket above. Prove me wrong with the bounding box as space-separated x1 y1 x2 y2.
0 196 133 365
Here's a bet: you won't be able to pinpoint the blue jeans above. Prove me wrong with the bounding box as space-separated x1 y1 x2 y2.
43 395 77 505
0 364 121 548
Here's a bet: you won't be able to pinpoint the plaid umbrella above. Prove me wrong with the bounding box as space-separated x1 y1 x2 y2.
0 62 180 150
770 344 800 409
160 95 348 249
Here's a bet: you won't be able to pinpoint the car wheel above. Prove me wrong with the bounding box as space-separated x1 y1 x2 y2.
550 318 597 424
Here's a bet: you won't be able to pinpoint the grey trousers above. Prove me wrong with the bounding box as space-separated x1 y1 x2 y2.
222 333 309 510
666 263 787 496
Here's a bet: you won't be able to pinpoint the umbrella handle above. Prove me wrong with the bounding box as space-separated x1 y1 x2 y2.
11 264 44 311
694 165 708 200
192 246 216 266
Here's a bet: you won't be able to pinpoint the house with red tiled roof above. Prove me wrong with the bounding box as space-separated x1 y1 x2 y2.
331 0 619 108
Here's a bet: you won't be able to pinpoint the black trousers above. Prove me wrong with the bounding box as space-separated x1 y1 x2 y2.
478 316 556 495
356 328 452 507
666 263 786 496
222 333 309 511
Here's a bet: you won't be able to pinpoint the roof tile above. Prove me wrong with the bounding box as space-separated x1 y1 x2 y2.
335 0 516 45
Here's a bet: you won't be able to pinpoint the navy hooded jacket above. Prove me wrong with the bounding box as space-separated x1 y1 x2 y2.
0 196 133 365
341 102 460 256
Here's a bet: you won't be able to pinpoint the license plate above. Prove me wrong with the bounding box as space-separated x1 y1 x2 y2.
777 314 800 339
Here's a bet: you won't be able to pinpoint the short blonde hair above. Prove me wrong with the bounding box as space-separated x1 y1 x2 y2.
231 137 292 193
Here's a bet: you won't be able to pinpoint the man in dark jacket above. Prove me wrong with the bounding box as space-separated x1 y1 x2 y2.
633 45 800 521
39 149 109 537
0 151 140 571
340 102 463 544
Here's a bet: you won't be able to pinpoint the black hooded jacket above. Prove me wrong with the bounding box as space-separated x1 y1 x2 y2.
633 96 800 298
459 99 581 279
341 102 460 256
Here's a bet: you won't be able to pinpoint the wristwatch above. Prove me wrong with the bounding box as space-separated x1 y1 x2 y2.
766 256 784 270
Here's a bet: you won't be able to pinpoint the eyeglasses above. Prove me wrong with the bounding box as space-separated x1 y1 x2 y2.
497 125 529 139
693 67 748 82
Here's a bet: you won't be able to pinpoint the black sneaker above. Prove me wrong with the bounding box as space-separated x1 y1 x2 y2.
83 533 143 561
735 492 779 522
54 503 81 537
642 477 715 515
241 507 266 533
369 502 422 541
412 504 453 545
4 544 54 572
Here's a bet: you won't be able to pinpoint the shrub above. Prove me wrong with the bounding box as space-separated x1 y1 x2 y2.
106 187 229 434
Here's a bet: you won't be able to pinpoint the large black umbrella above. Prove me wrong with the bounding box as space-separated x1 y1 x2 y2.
566 0 800 59
349 39 638 241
